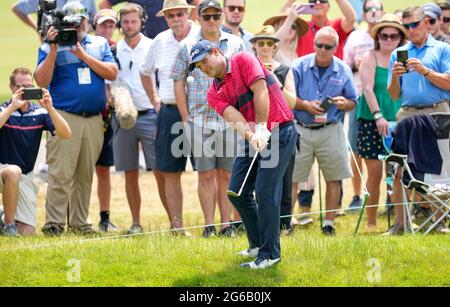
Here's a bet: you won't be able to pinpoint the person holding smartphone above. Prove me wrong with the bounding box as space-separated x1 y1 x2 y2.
386 6 450 235
0 67 71 237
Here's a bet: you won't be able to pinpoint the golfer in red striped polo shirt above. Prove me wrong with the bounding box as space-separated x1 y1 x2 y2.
189 40 297 269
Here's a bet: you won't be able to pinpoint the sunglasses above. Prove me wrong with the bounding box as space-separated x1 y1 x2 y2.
201 14 222 21
444 17 450 23
257 41 275 47
226 5 245 13
315 42 335 50
403 19 422 30
308 0 329 4
428 18 437 25
165 11 185 19
378 32 401 41
363 6 382 13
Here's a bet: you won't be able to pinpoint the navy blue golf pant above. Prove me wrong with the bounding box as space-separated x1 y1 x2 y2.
228 122 297 260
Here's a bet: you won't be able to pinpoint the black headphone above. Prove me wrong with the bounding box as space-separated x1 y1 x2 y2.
117 3 147 31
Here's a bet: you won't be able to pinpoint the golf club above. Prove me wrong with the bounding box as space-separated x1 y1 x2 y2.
227 151 259 197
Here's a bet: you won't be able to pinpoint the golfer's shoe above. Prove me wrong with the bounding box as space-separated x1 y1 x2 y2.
240 258 280 269
236 247 259 258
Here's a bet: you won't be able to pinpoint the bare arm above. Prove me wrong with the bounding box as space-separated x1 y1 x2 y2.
280 0 295 13
274 4 299 43
282 69 296 109
98 0 113 9
222 105 253 141
250 79 270 124
38 89 71 139
336 0 357 33
11 4 37 31
406 58 450 91
70 42 118 80
359 52 378 113
174 80 190 123
388 62 406 101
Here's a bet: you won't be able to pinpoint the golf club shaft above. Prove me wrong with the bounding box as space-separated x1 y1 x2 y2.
238 151 259 196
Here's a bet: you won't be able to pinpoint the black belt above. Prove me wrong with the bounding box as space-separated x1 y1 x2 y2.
402 100 448 110
137 109 156 116
162 104 178 108
67 111 100 118
298 122 335 130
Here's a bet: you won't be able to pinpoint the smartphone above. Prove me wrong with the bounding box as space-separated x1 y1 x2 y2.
21 88 43 100
397 50 408 68
295 3 317 15
320 96 334 112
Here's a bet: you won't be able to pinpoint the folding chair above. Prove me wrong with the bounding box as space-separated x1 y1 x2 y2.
383 112 450 235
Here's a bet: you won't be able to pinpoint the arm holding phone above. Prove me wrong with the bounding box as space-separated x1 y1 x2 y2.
38 88 72 139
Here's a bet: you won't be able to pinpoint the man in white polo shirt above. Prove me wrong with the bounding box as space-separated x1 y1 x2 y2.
112 3 165 234
140 0 198 235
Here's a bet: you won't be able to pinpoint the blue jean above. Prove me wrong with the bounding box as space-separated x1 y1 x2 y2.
228 122 297 260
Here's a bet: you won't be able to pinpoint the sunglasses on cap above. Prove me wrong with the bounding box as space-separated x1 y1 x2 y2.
378 32 401 41
225 5 245 12
315 42 335 50
165 11 185 19
201 14 222 21
403 19 422 30
308 0 329 4
257 41 275 47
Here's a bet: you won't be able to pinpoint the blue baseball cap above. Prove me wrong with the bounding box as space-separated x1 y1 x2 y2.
188 40 213 72
422 3 442 19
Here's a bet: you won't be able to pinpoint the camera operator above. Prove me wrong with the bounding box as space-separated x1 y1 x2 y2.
0 67 71 237
34 1 118 236
12 0 97 41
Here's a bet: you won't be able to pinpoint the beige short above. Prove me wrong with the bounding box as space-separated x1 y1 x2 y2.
292 122 352 183
0 164 39 227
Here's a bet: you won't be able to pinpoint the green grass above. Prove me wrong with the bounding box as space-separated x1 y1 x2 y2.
1 228 449 286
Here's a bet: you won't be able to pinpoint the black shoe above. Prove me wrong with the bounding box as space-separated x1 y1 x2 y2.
220 226 236 237
42 225 64 236
322 225 336 236
202 225 217 238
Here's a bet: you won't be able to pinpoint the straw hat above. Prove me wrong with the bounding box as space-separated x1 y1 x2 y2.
156 0 196 17
370 14 407 40
263 14 309 38
249 25 280 43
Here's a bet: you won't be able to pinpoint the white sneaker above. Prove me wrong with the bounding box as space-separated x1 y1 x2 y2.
236 247 259 258
241 258 281 269
298 216 314 226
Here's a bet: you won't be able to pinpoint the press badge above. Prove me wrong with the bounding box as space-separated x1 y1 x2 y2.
77 67 91 84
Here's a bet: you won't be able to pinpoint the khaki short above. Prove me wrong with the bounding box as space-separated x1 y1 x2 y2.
396 101 449 122
292 122 352 183
0 164 39 227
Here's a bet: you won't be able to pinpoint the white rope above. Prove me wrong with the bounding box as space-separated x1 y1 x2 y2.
1 199 448 253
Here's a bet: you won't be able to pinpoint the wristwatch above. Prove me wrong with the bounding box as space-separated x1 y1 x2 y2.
372 111 383 121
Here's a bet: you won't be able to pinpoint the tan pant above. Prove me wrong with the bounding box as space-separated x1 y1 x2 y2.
396 102 449 122
43 111 103 230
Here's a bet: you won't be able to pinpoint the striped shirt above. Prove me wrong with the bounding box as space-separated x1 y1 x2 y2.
0 101 54 174
207 52 293 131
170 31 245 131
139 21 199 104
